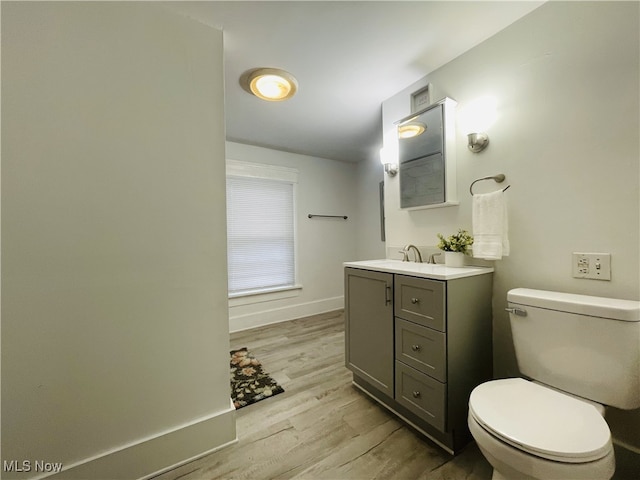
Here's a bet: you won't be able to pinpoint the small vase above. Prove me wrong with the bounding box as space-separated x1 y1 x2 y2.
444 251 465 267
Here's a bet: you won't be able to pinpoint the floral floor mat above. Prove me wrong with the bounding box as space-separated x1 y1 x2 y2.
230 348 285 409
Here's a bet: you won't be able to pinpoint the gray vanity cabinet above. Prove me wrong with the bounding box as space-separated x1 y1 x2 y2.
344 267 493 454
344 268 394 398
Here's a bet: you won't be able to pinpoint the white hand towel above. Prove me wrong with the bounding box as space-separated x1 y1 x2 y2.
472 190 509 260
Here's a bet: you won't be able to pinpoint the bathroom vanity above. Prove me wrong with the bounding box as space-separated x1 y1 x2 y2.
343 259 493 454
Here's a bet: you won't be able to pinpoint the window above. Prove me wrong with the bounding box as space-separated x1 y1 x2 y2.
226 160 298 297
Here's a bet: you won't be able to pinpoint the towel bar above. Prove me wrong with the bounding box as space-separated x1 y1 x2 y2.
308 214 348 219
470 174 511 195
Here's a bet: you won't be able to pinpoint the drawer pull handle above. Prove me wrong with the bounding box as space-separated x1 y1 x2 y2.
411 297 420 304
411 344 421 352
412 391 421 398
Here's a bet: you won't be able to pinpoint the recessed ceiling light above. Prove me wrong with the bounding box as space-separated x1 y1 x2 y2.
240 68 298 101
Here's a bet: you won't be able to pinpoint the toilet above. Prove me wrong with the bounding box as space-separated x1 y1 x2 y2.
469 288 640 480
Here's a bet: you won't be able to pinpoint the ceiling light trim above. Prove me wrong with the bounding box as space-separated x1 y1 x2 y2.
240 67 298 102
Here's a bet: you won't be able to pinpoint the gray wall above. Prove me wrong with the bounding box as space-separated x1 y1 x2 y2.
2 3 235 478
380 2 640 450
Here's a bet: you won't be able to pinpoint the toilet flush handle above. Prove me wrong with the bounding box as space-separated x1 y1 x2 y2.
505 307 527 317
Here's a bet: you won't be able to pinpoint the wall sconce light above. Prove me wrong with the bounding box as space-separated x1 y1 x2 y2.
240 68 298 101
461 96 497 154
467 132 490 153
380 147 398 177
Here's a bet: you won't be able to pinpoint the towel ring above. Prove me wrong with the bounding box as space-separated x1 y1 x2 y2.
470 174 511 196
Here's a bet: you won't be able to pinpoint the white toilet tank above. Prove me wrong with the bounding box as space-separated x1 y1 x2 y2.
507 288 640 410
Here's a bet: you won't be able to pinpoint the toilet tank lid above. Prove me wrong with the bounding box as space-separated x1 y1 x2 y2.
508 288 640 322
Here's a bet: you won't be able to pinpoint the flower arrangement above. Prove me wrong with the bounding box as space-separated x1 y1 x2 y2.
437 229 474 255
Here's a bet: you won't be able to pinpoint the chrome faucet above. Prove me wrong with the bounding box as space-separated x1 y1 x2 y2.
399 244 423 263
428 252 442 264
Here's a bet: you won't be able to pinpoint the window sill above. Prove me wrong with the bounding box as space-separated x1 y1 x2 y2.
228 285 303 307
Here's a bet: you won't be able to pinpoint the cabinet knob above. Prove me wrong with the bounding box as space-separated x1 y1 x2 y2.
412 391 421 398
411 297 420 304
411 344 421 352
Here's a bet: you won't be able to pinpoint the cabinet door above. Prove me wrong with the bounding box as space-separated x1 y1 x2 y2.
395 275 446 331
345 268 394 397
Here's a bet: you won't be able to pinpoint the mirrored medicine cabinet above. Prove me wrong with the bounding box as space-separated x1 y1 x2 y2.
396 97 458 209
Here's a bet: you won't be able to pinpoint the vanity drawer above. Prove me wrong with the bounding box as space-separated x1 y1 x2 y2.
395 361 446 431
395 275 445 332
395 318 446 382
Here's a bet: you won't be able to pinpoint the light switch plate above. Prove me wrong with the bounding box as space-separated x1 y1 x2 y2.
572 252 611 280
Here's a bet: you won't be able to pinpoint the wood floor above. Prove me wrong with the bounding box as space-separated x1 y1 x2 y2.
153 310 492 480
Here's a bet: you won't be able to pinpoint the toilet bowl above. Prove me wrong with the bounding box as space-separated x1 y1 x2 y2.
469 378 615 480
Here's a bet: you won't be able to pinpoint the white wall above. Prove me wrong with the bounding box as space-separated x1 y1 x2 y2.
1 3 235 478
226 142 358 331
381 2 640 450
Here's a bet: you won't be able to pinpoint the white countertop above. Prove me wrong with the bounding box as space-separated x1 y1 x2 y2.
344 259 493 280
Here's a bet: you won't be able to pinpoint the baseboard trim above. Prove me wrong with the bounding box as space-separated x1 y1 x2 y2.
229 296 344 333
613 438 640 456
45 403 237 480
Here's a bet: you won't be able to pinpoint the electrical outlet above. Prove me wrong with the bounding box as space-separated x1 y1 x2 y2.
572 252 611 280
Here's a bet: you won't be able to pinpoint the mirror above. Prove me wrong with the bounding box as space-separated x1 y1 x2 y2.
397 97 458 209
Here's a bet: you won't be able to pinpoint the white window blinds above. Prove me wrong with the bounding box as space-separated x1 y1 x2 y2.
226 162 297 296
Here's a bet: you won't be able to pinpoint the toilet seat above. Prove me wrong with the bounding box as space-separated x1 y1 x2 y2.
469 378 612 463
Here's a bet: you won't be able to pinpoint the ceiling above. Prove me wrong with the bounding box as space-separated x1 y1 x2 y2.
166 1 545 163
